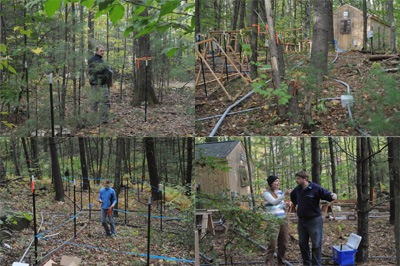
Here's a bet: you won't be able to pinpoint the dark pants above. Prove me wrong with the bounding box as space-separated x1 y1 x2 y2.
266 220 289 266
101 208 115 235
297 216 323 266
90 84 110 123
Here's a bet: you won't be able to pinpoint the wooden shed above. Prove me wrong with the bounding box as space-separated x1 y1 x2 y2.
195 140 253 203
333 4 390 51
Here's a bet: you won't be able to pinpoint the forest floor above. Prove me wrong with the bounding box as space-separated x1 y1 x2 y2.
199 204 396 265
0 80 194 137
195 50 400 136
0 176 194 265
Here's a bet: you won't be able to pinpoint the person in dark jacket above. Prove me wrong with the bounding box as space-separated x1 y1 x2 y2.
88 45 112 124
290 171 337 266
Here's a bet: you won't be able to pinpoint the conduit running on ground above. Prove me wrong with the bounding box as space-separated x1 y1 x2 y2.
209 79 272 136
19 212 44 263
205 52 368 136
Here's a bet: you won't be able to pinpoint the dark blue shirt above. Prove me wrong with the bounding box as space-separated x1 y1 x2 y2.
290 182 333 218
98 187 117 210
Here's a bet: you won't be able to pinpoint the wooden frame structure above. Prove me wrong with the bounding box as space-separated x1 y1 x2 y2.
195 31 251 101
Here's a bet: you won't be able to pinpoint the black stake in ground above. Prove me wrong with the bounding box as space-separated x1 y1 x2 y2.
74 180 76 238
147 197 151 266
239 44 242 73
223 31 229 82
145 60 148 122
159 184 162 231
26 61 30 120
125 177 127 225
81 176 83 209
32 176 38 265
57 80 61 117
49 74 55 137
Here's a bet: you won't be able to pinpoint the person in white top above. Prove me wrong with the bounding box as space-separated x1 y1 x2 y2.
263 175 291 266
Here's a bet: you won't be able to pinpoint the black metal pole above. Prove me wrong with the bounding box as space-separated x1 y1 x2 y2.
137 177 140 201
159 184 162 231
147 197 151 266
49 74 55 137
144 60 148 122
32 176 38 265
26 61 30 120
57 80 61 117
89 180 91 222
223 32 229 82
125 177 127 225
200 60 207 97
78 77 81 115
74 180 76 238
81 176 83 210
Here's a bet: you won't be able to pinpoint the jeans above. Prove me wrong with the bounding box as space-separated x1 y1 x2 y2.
297 216 323 266
90 84 110 123
101 208 116 235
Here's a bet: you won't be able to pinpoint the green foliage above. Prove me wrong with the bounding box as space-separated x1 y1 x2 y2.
251 62 292 105
198 190 278 264
360 67 400 135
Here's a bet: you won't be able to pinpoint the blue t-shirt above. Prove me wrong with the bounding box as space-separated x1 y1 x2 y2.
99 187 117 209
290 182 333 218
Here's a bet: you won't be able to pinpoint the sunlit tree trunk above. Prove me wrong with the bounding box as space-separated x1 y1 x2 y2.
328 137 337 193
131 7 159 107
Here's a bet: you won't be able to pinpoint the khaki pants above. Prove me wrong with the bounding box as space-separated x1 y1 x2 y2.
266 220 289 266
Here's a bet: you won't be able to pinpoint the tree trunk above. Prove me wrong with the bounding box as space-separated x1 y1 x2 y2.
388 137 400 266
363 0 367 50
238 0 246 30
0 152 6 182
195 0 200 35
356 137 369 263
21 137 31 170
328 137 337 194
49 138 64 202
11 138 21 176
388 0 396 53
131 7 159 106
114 137 124 215
304 0 312 38
248 0 258 80
244 137 256 209
88 10 94 53
311 0 329 77
145 137 160 200
231 0 240 30
311 137 320 184
388 137 399 225
301 137 306 171
327 0 334 51
186 137 193 195
265 0 284 114
367 138 375 204
78 137 90 190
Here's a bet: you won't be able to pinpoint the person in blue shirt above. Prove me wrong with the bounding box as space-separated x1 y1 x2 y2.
98 180 117 236
290 171 337 266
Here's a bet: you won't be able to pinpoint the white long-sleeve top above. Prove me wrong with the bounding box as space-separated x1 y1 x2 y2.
263 190 286 218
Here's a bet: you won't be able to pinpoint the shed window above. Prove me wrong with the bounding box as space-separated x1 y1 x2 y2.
239 165 248 187
341 20 351 34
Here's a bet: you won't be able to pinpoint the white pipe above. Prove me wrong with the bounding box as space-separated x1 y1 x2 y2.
209 79 272 136
20 212 44 263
